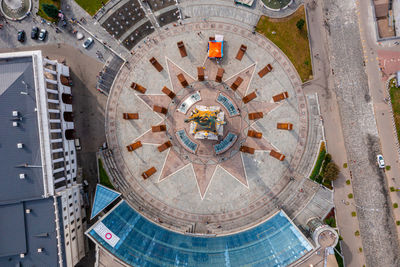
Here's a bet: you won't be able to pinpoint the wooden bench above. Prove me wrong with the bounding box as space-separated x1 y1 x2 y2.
162 86 176 99
236 44 247 60
123 113 139 120
272 92 289 102
248 112 263 120
149 57 163 72
258 64 273 78
142 167 157 179
216 68 224 83
197 67 205 81
240 145 255 154
130 82 146 94
153 105 168 115
177 73 189 87
152 125 166 132
177 41 187 57
126 141 142 152
158 141 172 152
247 130 262 139
270 150 285 161
277 123 293 130
242 91 257 103
230 77 243 91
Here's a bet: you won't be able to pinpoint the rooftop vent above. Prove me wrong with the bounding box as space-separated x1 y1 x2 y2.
12 111 18 117
19 173 25 179
37 248 43 253
17 143 23 149
13 121 18 127
25 209 31 214
20 253 25 258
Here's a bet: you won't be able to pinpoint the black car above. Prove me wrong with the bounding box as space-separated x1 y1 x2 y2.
17 30 25 42
31 27 39 39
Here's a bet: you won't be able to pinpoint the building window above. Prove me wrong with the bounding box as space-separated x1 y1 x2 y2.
72 169 75 173
77 218 80 222
69 203 72 207
65 151 68 156
77 225 81 230
71 159 74 164
72 228 75 233
66 233 68 237
63 207 66 211
71 150 74 155
67 170 70 174
72 237 75 241
64 216 67 220
66 242 69 246
65 225 68 229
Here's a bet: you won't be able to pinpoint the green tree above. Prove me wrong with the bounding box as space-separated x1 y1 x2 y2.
323 162 340 181
296 19 305 30
42 4 59 19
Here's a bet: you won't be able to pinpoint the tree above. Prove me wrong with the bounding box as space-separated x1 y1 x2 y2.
42 4 59 19
323 162 340 181
296 19 305 31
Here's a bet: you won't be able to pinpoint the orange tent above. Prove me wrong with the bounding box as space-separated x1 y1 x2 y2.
208 41 223 58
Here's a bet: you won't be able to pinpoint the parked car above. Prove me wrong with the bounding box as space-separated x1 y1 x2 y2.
377 154 385 168
38 29 47 41
31 27 39 39
17 30 25 42
82 37 93 49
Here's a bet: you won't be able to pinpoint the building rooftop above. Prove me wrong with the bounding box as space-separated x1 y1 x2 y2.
0 198 59 266
0 55 44 203
87 200 313 267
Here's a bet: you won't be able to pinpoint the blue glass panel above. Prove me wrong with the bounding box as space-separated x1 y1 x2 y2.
217 94 239 116
90 184 121 219
88 201 313 267
214 133 237 154
176 130 198 152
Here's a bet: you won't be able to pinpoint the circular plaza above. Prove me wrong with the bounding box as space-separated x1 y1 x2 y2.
105 21 309 235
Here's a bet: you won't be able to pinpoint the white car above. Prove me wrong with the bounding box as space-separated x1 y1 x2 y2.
82 37 94 49
377 154 385 168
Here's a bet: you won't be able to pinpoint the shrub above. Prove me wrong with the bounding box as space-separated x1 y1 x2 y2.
348 193 353 199
351 211 356 217
323 162 340 181
296 19 305 30
390 186 396 192
394 203 398 208
324 217 336 228
343 163 348 168
346 180 351 185
386 165 391 171
355 230 360 236
359 247 363 253
396 221 400 226
42 4 59 19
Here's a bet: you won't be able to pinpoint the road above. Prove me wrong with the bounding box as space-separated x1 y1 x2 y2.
319 0 400 266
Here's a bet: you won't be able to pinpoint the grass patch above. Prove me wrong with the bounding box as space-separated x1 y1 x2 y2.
334 242 344 267
310 142 326 180
75 0 108 16
348 193 353 199
394 203 398 209
346 179 351 185
37 0 60 22
355 230 360 236
351 211 357 217
389 78 400 143
98 158 115 190
390 186 397 192
255 6 312 82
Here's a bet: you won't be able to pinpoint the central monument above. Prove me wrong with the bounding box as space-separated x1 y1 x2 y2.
185 105 226 140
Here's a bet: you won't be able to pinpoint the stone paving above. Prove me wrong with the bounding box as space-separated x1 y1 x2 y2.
322 0 400 266
102 20 325 235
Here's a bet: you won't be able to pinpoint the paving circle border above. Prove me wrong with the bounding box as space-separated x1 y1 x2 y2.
105 21 308 235
0 0 31 21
